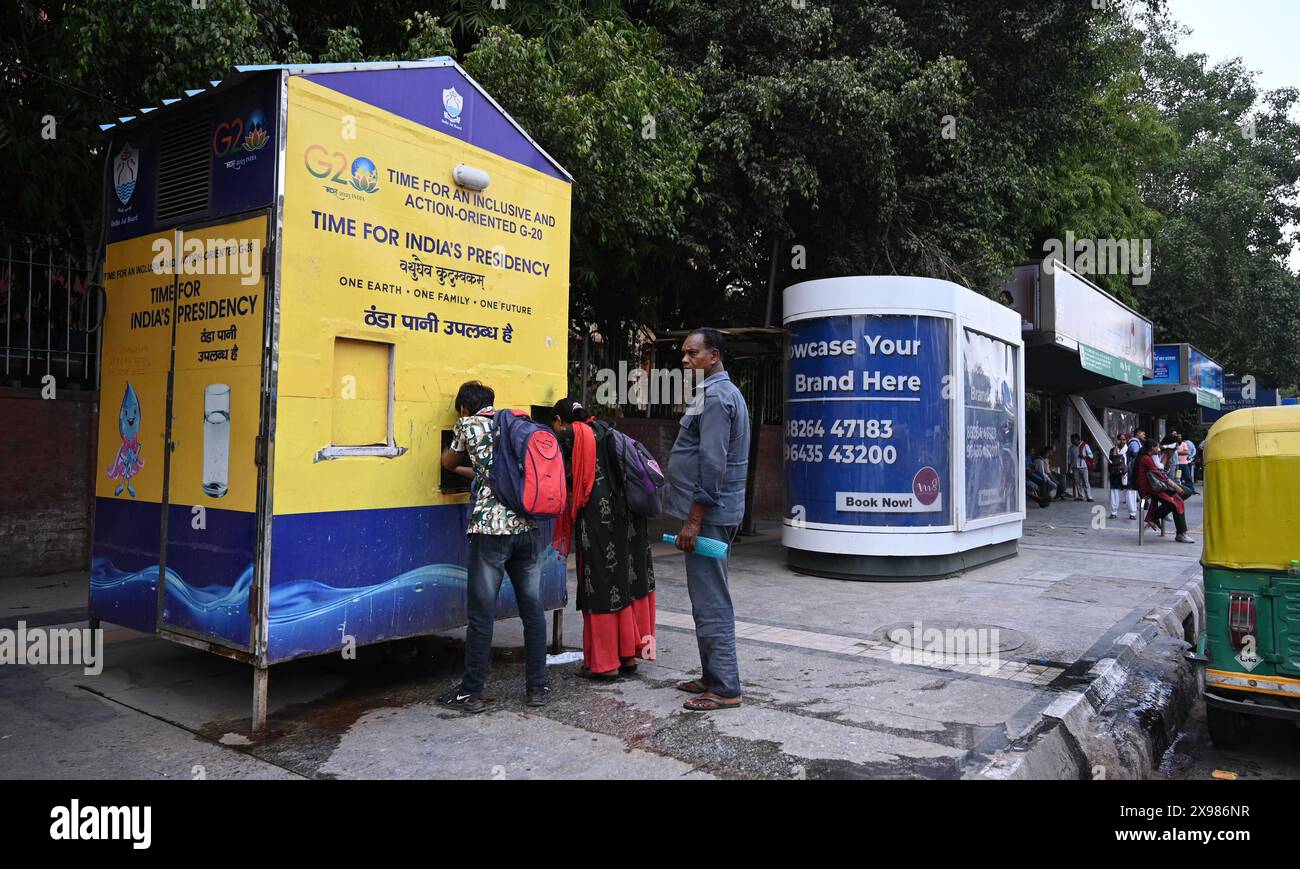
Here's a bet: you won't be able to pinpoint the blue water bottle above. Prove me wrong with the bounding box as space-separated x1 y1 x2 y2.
662 533 730 559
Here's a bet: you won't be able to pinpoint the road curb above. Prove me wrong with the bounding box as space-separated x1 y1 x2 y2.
968 572 1205 780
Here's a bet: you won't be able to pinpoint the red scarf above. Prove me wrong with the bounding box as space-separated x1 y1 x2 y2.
1136 453 1185 515
553 421 596 557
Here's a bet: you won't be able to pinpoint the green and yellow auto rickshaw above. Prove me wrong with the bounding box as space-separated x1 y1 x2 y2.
1198 405 1300 748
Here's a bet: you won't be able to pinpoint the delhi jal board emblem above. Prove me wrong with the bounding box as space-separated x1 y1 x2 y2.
442 87 464 126
114 143 140 205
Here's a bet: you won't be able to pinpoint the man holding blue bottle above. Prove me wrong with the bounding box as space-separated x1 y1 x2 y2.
667 327 751 712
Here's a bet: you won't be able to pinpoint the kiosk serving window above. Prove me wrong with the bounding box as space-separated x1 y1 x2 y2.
316 337 401 459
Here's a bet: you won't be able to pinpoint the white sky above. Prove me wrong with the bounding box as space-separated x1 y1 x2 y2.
1168 0 1300 93
1166 1 1300 271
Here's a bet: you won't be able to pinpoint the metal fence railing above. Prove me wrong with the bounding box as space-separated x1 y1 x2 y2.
1 241 101 390
729 354 783 427
568 328 783 425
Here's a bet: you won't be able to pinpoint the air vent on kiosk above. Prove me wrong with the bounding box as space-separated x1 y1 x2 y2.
155 114 212 222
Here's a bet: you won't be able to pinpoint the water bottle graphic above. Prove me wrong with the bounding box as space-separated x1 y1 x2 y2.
662 533 729 559
202 384 231 498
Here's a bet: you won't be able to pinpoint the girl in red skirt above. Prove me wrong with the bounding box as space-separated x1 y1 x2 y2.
551 399 656 680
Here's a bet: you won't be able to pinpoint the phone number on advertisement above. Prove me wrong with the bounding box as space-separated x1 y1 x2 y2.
785 444 899 464
786 419 895 439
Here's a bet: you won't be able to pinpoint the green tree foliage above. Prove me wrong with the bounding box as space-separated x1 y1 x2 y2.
4 0 1299 385
462 23 701 342
1 0 298 253
1026 14 1173 306
651 0 1167 326
443 0 645 55
1138 11 1300 387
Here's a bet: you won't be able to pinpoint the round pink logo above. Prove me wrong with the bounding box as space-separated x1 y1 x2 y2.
912 467 940 505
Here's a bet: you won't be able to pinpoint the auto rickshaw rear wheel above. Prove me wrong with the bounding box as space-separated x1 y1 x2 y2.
1206 704 1244 749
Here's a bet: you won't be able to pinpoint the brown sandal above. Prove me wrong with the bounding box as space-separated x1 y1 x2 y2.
675 679 708 694
683 694 743 711
578 667 620 682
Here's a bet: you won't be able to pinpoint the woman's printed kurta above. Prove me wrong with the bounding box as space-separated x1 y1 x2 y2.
565 421 654 614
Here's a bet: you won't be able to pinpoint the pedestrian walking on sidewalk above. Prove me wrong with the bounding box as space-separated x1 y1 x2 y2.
1175 431 1197 490
1069 434 1093 501
666 328 750 712
1106 434 1131 519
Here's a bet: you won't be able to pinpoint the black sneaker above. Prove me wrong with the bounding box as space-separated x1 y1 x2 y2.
526 685 551 708
437 684 486 714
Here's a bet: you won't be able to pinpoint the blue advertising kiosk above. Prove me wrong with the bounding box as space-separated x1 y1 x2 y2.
783 277 1024 580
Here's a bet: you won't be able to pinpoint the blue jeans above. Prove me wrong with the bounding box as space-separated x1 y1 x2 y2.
461 530 548 697
684 523 741 698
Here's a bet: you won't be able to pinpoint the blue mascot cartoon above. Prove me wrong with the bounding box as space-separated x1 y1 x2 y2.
108 382 144 497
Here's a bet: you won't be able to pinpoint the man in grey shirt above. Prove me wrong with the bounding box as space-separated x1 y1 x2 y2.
666 327 751 711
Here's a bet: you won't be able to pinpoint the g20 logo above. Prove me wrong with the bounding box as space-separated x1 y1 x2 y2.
303 145 380 194
213 109 270 157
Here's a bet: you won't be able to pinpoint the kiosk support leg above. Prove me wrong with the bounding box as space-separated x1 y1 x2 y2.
252 665 269 734
550 609 564 654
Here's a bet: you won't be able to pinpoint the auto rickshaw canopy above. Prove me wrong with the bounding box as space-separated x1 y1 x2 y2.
1203 405 1300 571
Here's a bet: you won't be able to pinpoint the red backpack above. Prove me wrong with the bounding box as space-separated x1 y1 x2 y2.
484 410 567 519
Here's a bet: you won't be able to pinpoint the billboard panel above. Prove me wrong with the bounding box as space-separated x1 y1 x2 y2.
1200 374 1279 424
1147 344 1182 385
1188 347 1224 402
276 74 572 516
92 216 267 648
266 74 572 659
1048 266 1153 375
785 314 952 528
963 329 1020 522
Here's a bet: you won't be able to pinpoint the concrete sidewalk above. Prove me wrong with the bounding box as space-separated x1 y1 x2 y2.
0 496 1205 779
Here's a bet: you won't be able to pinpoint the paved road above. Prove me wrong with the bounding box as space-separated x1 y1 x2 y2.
1 504 1209 780
1160 700 1300 780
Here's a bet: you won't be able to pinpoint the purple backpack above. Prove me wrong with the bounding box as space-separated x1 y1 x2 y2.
606 427 666 518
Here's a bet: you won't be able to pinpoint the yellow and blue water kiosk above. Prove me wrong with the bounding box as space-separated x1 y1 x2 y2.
91 61 573 729
782 277 1025 580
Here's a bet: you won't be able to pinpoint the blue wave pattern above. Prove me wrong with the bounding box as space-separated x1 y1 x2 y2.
267 552 567 662
91 556 253 646
269 562 470 660
90 556 159 634
92 550 567 662
163 564 254 647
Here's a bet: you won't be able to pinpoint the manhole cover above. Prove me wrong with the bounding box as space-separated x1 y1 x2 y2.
872 621 1028 656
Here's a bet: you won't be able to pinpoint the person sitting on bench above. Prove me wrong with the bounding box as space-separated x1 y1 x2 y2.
1135 438 1195 544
